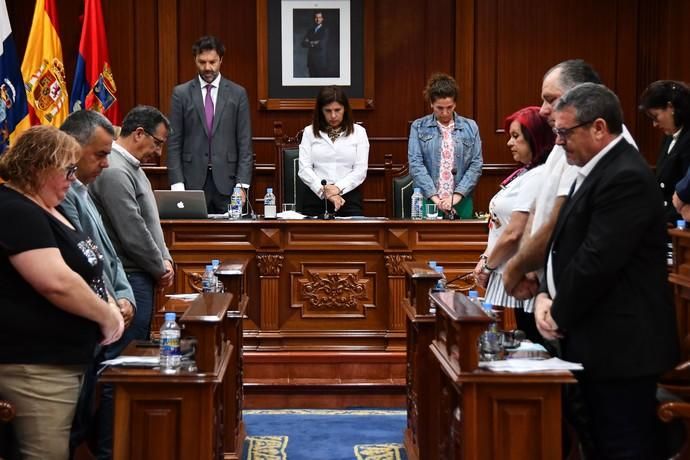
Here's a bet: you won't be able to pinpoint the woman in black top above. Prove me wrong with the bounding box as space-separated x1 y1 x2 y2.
639 80 690 224
0 126 124 460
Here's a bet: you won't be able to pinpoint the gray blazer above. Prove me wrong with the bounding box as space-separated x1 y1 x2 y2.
60 182 136 307
167 76 253 194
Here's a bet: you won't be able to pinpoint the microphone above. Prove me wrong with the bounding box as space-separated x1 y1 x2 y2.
448 168 458 220
321 179 331 220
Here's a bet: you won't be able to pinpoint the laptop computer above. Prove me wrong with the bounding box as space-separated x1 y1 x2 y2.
154 190 208 219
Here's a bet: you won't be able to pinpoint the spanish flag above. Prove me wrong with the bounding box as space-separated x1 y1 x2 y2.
20 0 68 131
70 0 120 124
0 0 29 153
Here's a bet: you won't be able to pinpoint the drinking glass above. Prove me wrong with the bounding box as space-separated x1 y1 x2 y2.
425 203 439 220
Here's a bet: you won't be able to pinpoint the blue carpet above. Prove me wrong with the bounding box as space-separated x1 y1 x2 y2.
243 409 407 460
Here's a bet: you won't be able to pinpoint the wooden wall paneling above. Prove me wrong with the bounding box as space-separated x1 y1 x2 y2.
103 0 136 115
133 1 159 108
455 0 475 119
612 0 640 152
157 0 179 117
176 0 206 85
370 0 427 139
424 0 454 79
634 0 666 162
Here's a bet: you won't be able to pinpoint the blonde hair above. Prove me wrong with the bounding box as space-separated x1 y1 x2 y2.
0 125 81 194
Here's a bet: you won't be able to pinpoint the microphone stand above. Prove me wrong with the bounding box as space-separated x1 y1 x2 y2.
321 179 332 220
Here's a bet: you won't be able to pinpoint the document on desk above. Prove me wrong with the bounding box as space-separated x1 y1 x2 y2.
479 357 583 373
101 356 160 367
165 293 200 300
277 211 306 219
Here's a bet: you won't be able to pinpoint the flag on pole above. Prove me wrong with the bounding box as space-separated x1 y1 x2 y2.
71 0 120 124
20 0 68 131
0 0 29 153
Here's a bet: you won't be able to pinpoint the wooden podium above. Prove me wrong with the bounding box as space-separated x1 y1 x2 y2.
101 293 245 460
402 261 442 460
429 291 575 460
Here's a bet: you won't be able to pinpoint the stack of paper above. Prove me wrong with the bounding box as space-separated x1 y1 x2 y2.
101 356 160 367
277 211 306 219
479 357 583 373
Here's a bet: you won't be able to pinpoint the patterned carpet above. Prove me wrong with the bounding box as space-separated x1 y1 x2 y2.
242 409 408 460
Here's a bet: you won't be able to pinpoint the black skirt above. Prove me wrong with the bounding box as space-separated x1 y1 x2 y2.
301 186 363 217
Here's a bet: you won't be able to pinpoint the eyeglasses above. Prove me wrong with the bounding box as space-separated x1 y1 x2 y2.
143 129 166 148
552 120 595 139
64 164 78 180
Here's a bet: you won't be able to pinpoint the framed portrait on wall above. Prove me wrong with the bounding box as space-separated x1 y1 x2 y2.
257 0 374 110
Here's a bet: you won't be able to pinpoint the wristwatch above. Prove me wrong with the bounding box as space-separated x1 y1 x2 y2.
479 254 496 273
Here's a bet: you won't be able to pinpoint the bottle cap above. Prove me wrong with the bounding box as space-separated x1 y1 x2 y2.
206 265 214 271
211 259 220 267
435 266 444 273
414 187 421 193
267 187 273 193
482 302 493 310
677 219 686 230
428 260 437 268
468 290 479 298
164 312 176 321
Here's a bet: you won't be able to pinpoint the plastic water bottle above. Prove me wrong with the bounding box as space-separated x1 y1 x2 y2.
264 187 277 219
433 265 446 291
468 290 480 305
411 188 423 220
211 259 223 292
677 219 687 230
159 312 181 373
202 264 216 293
229 186 242 220
483 302 498 332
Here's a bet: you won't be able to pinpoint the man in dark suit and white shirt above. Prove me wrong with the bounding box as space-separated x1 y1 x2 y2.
167 35 253 213
535 83 679 457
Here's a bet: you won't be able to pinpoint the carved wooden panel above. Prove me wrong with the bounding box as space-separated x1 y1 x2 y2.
130 402 182 460
291 263 375 319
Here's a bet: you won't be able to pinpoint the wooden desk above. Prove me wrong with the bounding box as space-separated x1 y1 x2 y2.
402 262 442 460
670 228 690 359
429 291 575 460
159 218 487 352
101 293 244 460
158 218 487 404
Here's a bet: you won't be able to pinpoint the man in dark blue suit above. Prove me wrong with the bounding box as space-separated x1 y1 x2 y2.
302 11 330 78
535 83 679 458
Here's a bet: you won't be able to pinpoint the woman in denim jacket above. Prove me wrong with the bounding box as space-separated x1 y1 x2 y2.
408 73 483 218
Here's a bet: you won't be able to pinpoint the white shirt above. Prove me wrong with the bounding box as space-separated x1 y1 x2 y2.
298 124 370 198
546 135 624 298
532 124 637 235
487 166 543 274
669 127 683 154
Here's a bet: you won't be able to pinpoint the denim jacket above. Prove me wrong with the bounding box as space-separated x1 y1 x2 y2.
407 113 483 199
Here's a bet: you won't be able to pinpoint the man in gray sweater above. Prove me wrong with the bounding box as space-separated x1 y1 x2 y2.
90 105 174 343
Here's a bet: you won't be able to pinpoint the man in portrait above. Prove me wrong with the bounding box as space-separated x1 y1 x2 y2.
301 11 330 78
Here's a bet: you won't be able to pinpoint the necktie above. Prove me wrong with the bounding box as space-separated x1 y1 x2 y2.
204 84 214 163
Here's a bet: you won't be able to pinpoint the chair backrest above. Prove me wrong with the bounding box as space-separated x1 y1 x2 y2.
282 147 308 211
384 153 414 218
393 174 414 218
274 121 308 212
